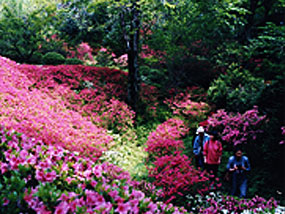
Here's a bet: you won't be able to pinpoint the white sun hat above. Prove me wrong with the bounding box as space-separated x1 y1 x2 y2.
196 126 205 134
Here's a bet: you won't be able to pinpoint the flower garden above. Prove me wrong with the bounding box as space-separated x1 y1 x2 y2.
1 55 284 213
0 0 284 213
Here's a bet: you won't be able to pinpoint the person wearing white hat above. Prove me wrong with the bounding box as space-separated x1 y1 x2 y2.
193 126 210 169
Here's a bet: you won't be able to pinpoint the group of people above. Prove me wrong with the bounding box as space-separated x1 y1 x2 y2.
192 126 251 198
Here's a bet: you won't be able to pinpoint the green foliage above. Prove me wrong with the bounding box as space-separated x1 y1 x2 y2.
99 132 148 178
42 52 66 65
64 58 84 65
29 51 43 64
54 0 110 48
0 165 34 213
140 66 167 88
0 0 57 63
145 0 249 89
207 64 265 113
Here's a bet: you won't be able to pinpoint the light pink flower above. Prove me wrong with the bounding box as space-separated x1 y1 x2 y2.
99 47 108 52
54 201 69 214
115 202 131 214
0 162 8 174
45 170 57 182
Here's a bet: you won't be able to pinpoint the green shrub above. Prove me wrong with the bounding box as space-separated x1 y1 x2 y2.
42 52 65 65
64 58 84 65
207 64 265 113
28 51 43 64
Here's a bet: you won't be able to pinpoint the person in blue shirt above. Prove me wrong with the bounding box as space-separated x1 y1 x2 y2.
227 146 251 198
193 126 210 169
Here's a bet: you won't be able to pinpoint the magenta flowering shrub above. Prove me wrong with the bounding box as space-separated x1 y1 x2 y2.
145 119 217 206
148 153 216 200
0 56 112 161
199 195 278 214
146 118 189 158
0 127 188 214
75 42 94 62
207 106 266 145
19 64 128 99
18 62 136 133
164 88 210 129
92 98 136 132
140 44 166 64
140 83 160 117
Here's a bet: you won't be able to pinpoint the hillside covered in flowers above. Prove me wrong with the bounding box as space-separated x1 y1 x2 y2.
1 55 284 213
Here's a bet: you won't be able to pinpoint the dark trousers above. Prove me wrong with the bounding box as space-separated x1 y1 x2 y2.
230 173 247 198
195 154 205 170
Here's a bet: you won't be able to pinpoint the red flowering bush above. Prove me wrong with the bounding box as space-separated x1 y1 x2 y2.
145 118 217 206
140 83 160 117
146 118 188 159
164 88 210 129
148 153 215 201
207 106 266 145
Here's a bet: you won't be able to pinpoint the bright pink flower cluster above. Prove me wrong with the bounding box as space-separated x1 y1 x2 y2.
18 62 135 133
149 153 213 200
200 195 278 214
207 106 266 145
145 119 216 204
146 118 188 157
0 56 113 161
164 88 210 128
0 126 188 214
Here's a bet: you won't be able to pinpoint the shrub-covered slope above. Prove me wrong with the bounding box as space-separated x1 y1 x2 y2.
0 56 113 161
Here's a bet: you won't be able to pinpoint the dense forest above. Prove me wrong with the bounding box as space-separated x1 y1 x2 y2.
0 0 284 213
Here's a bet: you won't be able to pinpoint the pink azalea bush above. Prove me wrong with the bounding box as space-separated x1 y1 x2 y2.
64 42 95 62
0 126 189 214
114 54 128 68
76 42 94 61
0 56 112 161
207 106 266 145
146 118 189 158
199 194 278 214
18 62 135 133
164 88 210 129
145 118 218 207
140 83 160 117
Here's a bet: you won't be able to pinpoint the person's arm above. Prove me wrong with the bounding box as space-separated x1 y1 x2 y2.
227 156 236 172
203 141 209 163
242 156 251 171
193 137 200 155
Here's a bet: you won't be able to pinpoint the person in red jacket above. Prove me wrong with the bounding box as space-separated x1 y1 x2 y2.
203 131 223 177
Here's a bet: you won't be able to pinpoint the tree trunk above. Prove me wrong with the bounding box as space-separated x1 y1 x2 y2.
127 2 140 114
